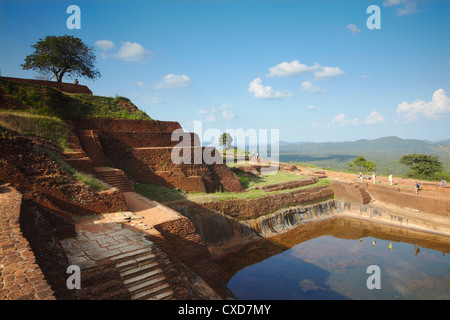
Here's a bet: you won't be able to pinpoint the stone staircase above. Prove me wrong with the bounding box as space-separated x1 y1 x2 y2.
95 168 134 192
111 248 173 300
61 220 174 300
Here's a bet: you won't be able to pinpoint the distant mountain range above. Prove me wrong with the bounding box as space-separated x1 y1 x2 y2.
279 136 450 155
276 136 450 175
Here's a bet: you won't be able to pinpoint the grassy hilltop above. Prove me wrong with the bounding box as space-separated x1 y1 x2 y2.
0 78 151 150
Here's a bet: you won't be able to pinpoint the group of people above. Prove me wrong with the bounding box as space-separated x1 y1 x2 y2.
358 172 447 195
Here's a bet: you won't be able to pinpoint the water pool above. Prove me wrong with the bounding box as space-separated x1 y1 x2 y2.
225 218 450 300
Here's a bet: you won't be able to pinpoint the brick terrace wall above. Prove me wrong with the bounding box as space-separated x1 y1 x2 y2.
149 217 228 299
1 77 92 95
190 185 334 219
71 117 181 132
330 181 371 205
0 186 55 300
101 131 200 148
360 183 450 216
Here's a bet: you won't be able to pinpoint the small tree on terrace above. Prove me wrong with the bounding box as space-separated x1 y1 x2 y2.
348 156 376 173
21 35 100 83
219 133 233 152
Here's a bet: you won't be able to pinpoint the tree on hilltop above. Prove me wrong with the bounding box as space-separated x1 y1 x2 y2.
21 35 100 83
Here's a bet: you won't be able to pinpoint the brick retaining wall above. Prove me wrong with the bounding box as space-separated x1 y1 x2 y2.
0 186 55 300
182 185 334 219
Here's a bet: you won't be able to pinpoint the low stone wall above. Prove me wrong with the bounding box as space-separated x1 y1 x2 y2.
334 200 450 236
189 185 334 219
360 183 450 216
0 186 55 300
1 77 92 95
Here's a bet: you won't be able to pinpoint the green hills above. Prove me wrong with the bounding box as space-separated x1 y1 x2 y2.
279 136 450 177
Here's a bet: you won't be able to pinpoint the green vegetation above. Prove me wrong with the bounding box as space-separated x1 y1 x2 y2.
38 147 107 191
185 178 330 203
21 35 100 83
239 170 309 189
280 136 450 179
0 78 152 149
219 132 233 151
134 170 330 204
348 156 376 173
0 111 71 150
0 78 151 121
399 153 450 181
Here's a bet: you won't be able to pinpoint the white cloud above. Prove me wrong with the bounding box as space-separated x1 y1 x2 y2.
365 110 385 124
155 74 193 89
131 93 164 105
301 81 325 94
198 107 216 123
396 89 450 122
346 24 361 34
114 41 153 62
248 77 292 99
360 74 371 79
307 105 317 110
314 66 345 79
94 40 115 50
220 103 237 119
267 60 320 78
331 113 360 126
383 0 419 16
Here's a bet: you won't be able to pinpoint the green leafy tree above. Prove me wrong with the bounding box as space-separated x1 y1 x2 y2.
399 153 447 180
348 156 376 173
219 133 233 152
21 35 100 83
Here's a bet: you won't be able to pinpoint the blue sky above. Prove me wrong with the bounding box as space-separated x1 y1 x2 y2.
1 0 449 143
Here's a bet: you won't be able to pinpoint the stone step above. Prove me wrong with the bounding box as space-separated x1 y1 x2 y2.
115 254 158 272
123 268 163 287
127 274 167 296
120 262 160 280
148 290 174 300
130 282 172 300
110 248 154 264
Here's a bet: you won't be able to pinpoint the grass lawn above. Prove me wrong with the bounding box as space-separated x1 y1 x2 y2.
134 169 331 204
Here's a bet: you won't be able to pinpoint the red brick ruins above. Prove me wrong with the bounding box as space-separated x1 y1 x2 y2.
65 117 243 194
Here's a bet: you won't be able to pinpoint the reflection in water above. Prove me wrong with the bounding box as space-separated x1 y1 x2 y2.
221 218 450 300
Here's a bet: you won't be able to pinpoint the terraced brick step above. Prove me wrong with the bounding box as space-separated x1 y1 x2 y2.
130 283 173 300
95 168 134 192
115 255 158 273
123 268 163 287
120 262 160 280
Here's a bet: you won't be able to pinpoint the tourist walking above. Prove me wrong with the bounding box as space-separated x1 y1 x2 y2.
441 179 446 188
414 181 420 195
389 174 393 186
372 172 376 184
359 172 363 182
